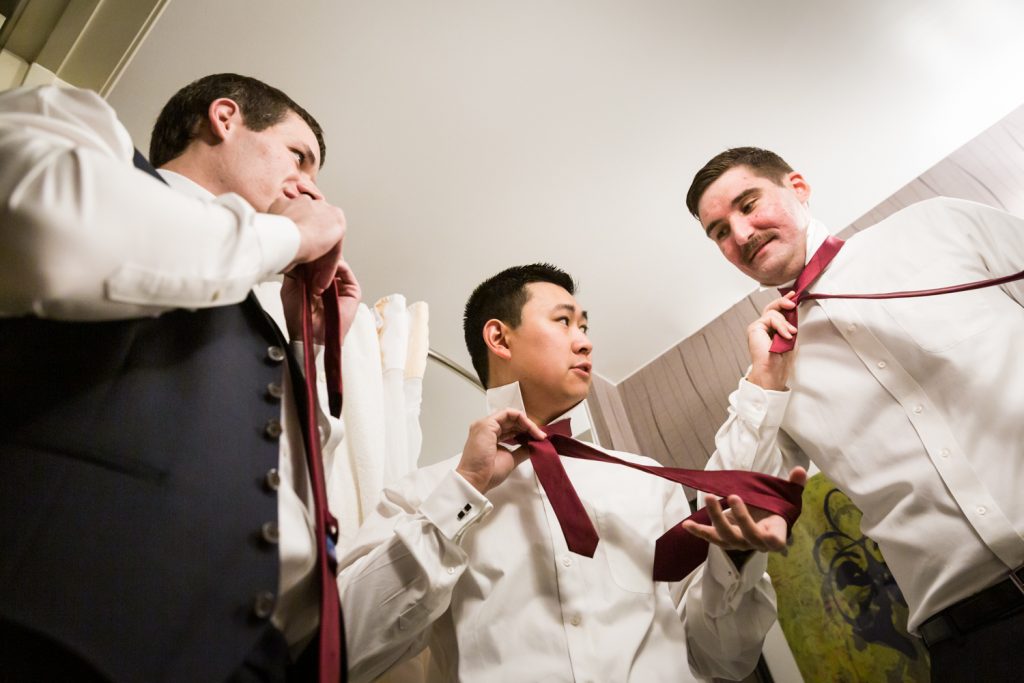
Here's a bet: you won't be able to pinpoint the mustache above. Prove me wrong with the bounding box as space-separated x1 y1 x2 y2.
741 232 776 263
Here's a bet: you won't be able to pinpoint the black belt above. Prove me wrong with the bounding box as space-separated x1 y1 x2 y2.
919 566 1024 648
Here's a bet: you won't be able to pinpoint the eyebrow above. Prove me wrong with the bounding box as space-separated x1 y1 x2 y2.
703 187 760 237
553 302 589 322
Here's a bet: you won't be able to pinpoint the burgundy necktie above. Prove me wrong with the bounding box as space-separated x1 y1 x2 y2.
298 277 347 683
514 419 804 581
769 236 844 353
769 236 1024 354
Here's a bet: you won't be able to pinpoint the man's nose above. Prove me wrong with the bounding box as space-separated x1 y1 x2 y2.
295 176 324 201
573 330 592 356
731 216 756 244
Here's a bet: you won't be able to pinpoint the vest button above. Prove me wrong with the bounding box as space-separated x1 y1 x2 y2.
264 468 281 492
252 591 276 619
264 419 283 440
261 521 280 545
266 346 286 363
266 381 284 400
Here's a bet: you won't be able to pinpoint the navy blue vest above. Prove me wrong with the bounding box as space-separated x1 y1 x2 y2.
0 155 290 681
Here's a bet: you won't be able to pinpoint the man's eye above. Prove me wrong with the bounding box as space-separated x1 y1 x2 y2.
580 325 589 334
556 316 570 326
292 149 305 164
741 201 755 213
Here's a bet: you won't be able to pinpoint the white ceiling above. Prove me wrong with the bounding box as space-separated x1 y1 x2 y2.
109 0 1024 384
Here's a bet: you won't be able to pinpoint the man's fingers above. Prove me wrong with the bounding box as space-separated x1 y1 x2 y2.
334 259 361 297
788 466 808 487
727 496 784 552
704 497 744 546
493 409 546 441
764 310 797 338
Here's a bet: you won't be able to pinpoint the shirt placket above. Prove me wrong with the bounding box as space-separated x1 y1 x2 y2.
821 297 1024 568
532 457 596 682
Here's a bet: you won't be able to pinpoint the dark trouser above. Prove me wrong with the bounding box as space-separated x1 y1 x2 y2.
926 606 1024 683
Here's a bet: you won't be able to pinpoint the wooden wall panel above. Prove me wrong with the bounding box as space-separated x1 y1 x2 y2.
614 102 1024 469
586 372 640 454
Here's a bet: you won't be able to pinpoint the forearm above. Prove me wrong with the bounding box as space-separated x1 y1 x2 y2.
710 378 799 477
0 87 297 320
339 470 489 682
678 547 778 680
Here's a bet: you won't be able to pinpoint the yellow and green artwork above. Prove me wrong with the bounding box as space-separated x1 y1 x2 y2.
766 474 930 683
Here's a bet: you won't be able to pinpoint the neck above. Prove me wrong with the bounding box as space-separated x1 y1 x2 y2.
160 150 225 198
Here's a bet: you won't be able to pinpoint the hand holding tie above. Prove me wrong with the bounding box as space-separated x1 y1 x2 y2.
681 466 807 553
456 409 547 494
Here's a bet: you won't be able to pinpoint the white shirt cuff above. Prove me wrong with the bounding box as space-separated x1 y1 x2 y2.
703 545 769 615
419 470 492 542
736 378 789 428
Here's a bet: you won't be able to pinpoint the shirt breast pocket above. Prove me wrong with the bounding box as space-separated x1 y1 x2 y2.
879 263 996 353
595 500 660 594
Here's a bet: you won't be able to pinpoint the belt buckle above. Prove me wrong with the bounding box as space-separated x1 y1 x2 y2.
1010 565 1024 595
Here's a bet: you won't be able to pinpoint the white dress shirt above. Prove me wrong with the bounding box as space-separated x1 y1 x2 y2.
339 382 778 683
709 198 1024 632
0 84 341 654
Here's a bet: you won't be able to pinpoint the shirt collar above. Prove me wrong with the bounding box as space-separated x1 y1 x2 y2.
485 381 591 438
157 169 216 200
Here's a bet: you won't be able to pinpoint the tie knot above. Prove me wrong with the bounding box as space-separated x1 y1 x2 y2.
511 417 572 447
543 418 573 438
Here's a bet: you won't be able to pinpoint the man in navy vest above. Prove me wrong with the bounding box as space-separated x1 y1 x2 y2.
0 74 356 681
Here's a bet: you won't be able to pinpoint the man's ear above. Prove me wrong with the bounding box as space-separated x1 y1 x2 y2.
784 171 811 204
206 98 243 142
483 319 512 362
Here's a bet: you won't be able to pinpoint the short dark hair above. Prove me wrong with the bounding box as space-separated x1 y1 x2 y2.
149 73 326 169
463 263 576 387
685 147 793 218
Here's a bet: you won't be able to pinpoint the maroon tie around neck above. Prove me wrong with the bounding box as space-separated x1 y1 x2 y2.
769 235 1024 354
298 277 346 683
513 419 804 581
769 235 844 354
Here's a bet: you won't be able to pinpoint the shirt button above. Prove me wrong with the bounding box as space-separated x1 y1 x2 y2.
266 346 286 363
876 361 887 369
940 448 950 459
562 556 572 567
266 382 284 400
264 418 283 439
447 567 455 575
846 324 857 333
977 506 987 516
570 615 581 626
252 591 276 619
261 521 279 544
264 468 281 491
913 405 924 414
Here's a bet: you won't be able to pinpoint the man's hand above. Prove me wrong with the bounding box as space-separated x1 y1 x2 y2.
456 410 547 494
681 466 807 553
268 194 347 294
281 259 362 345
745 292 798 391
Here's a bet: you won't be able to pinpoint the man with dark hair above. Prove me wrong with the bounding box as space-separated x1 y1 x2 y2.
339 263 804 683
0 75 355 680
149 72 326 170
686 146 1024 682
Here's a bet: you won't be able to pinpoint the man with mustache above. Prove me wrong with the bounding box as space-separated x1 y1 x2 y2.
338 263 804 683
686 146 1024 682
